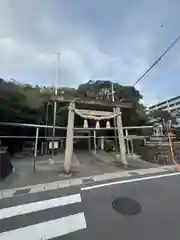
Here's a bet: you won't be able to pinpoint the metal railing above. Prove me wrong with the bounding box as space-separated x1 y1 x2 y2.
0 122 154 170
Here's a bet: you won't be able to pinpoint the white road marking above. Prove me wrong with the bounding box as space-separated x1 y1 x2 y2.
0 194 81 220
81 171 180 191
0 212 86 239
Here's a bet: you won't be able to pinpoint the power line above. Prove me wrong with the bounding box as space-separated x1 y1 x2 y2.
133 34 180 86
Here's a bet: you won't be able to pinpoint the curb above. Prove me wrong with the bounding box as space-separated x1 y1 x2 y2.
0 165 177 200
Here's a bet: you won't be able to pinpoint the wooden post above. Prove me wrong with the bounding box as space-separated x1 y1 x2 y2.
88 131 91 150
116 107 128 166
64 102 75 173
125 129 130 154
100 136 104 150
93 130 97 153
130 139 134 160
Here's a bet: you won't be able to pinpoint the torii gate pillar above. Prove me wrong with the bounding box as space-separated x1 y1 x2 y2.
64 102 75 173
116 107 128 166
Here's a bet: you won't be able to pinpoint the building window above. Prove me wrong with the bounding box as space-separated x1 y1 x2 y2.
169 103 175 107
158 106 167 110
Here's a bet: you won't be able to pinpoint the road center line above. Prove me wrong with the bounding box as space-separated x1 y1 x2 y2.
81 171 180 191
0 213 86 239
0 194 81 220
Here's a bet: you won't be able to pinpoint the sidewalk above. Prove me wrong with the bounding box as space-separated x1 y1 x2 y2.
0 165 178 200
0 151 161 191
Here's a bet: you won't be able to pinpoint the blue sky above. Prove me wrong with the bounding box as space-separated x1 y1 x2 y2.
0 0 180 106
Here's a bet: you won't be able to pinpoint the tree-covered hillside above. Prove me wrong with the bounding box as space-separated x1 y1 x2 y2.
0 78 148 126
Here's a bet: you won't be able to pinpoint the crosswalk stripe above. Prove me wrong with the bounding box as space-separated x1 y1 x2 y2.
0 212 86 239
0 194 81 220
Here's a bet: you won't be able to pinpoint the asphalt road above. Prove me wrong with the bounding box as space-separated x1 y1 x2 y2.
1 173 180 239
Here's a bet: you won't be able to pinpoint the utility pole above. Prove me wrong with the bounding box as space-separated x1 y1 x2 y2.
51 52 60 160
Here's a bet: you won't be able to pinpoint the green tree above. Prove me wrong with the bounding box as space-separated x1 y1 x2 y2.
0 78 148 128
78 80 142 102
149 110 177 125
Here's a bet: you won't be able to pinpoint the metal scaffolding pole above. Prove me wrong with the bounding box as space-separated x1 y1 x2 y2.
112 82 118 152
51 52 60 160
33 127 39 172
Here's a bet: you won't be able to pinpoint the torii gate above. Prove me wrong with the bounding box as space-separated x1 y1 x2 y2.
64 101 127 173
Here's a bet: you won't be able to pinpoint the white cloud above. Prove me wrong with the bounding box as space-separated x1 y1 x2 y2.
0 0 180 105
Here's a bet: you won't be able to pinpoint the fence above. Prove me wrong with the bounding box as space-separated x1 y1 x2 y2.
132 135 180 165
0 122 157 170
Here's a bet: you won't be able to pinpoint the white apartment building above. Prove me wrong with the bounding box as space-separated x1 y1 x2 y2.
149 95 180 125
